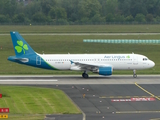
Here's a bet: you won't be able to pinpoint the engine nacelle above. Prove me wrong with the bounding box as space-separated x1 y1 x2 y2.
98 67 112 76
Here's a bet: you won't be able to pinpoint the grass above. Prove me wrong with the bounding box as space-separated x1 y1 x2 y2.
0 25 159 75
0 86 81 120
0 25 159 120
0 34 159 75
0 25 160 33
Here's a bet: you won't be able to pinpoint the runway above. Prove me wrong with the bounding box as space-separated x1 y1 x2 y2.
0 75 160 84
1 75 160 120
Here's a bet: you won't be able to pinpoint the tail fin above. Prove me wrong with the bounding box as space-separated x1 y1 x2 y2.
10 31 35 56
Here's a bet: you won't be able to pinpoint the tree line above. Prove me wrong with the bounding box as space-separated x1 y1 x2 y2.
0 0 160 24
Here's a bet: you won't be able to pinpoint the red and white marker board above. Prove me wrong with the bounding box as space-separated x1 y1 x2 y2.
111 97 156 102
0 108 9 113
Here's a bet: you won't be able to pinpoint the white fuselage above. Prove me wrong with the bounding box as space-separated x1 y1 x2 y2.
38 53 155 71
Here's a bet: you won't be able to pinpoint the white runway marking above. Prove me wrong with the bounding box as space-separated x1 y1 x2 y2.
0 75 160 85
0 80 58 82
1 33 160 36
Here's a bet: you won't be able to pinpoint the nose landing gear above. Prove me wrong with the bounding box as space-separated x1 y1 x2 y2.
133 69 137 78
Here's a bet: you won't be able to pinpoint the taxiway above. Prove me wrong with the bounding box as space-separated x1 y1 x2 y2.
0 75 160 120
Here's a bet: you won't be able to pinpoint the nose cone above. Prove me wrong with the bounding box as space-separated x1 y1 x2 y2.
150 61 155 68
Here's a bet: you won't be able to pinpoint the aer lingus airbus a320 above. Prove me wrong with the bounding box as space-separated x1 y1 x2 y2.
8 31 155 78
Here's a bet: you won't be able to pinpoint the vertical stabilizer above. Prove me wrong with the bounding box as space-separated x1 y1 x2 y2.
10 31 35 56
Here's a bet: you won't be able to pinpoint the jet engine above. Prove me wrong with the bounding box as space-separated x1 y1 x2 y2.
98 67 113 76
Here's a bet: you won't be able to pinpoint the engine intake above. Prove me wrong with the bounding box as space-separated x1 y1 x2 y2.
98 67 112 76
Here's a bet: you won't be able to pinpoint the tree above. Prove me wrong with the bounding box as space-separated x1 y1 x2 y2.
114 14 125 22
55 7 67 19
69 13 78 22
153 1 160 16
12 13 25 23
0 0 160 24
106 0 118 15
146 14 153 22
99 0 118 17
24 1 42 19
56 19 68 25
130 0 148 17
0 0 18 18
145 0 159 15
125 15 134 22
106 13 115 22
32 12 46 23
49 8 56 19
15 1 25 15
60 0 79 22
91 14 105 23
118 0 132 16
78 0 101 19
0 15 7 23
40 0 56 15
80 17 90 24
156 16 160 22
135 13 146 22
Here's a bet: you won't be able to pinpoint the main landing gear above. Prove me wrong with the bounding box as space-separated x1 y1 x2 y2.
133 69 137 78
82 72 89 78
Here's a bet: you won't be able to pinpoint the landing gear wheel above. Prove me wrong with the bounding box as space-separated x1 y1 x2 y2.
133 70 137 78
82 73 89 78
82 73 85 78
133 74 137 78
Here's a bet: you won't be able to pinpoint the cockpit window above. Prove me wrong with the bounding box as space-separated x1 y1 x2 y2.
143 58 148 61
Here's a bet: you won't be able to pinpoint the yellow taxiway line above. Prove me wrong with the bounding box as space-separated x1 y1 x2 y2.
135 82 160 101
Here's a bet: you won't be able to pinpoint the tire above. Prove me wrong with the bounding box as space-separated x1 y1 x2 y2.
82 73 88 78
82 73 85 78
133 74 137 78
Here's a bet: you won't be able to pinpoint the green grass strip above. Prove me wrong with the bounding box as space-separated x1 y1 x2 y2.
1 25 160 33
0 86 81 120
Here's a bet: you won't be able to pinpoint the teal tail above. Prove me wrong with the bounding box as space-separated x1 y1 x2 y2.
8 31 55 70
10 31 35 56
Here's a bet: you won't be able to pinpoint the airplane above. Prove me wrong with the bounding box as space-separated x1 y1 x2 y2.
8 31 155 78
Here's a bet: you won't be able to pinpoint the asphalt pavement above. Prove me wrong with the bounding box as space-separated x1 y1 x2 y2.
1 75 160 120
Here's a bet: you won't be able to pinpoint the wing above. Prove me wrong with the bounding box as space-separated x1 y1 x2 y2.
70 60 112 71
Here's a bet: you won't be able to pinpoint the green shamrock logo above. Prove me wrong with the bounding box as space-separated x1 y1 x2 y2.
15 40 28 54
126 55 130 58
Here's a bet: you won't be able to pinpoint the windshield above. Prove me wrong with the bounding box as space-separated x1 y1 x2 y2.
143 58 148 61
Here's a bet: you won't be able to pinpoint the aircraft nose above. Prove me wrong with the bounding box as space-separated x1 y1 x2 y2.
150 61 155 67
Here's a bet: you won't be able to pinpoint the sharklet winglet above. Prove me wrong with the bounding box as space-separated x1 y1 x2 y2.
70 60 74 64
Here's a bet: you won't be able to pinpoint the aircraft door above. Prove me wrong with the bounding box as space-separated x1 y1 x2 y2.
36 56 41 65
133 55 138 65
